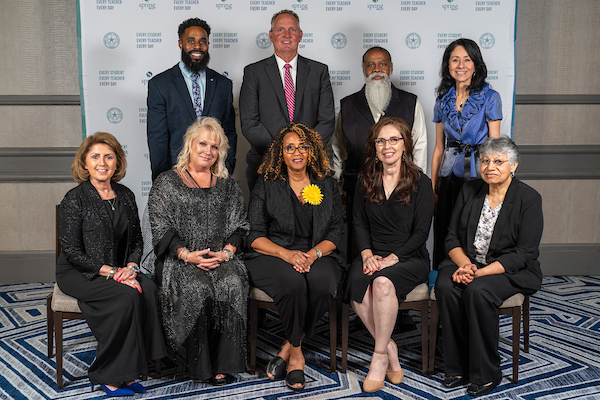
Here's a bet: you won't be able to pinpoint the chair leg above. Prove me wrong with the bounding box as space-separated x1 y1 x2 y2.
155 359 162 379
428 300 438 374
249 299 258 375
420 302 428 375
511 307 520 384
55 311 64 390
47 294 54 358
523 296 530 353
329 297 337 373
341 302 349 373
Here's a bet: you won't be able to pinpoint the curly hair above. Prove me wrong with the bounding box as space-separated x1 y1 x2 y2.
359 117 420 205
258 123 330 181
175 117 229 179
178 18 211 39
72 132 127 184
436 38 488 98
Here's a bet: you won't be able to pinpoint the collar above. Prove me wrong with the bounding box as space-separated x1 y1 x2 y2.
274 53 298 71
178 60 206 79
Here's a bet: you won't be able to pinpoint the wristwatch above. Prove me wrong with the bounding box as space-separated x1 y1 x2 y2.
312 247 322 259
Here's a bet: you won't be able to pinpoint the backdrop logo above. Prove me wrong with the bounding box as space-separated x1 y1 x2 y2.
107 107 123 124
223 71 229 77
479 33 495 49
146 71 153 78
256 33 271 49
103 32 120 49
331 33 347 49
405 33 421 49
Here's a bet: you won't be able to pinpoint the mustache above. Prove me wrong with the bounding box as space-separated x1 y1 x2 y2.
366 72 390 82
188 50 206 57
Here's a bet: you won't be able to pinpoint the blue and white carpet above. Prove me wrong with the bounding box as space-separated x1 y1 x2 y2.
1 276 599 399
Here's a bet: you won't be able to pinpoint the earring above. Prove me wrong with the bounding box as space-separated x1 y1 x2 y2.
511 171 515 177
401 152 406 161
375 158 379 164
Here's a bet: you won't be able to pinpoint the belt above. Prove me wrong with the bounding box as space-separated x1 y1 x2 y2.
446 141 480 180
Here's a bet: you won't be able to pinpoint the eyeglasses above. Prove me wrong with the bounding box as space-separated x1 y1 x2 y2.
283 144 310 154
480 158 509 167
375 137 404 146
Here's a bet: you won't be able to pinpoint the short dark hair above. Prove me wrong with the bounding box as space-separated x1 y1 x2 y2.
178 18 211 39
436 38 488 98
72 132 127 184
362 46 392 65
270 9 300 31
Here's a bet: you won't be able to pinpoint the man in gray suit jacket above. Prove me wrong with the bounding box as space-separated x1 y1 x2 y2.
240 9 335 190
147 18 236 181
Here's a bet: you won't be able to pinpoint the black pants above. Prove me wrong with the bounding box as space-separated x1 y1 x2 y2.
433 174 466 269
245 254 344 347
435 265 520 385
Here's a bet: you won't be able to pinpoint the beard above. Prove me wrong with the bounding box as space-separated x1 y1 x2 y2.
365 72 392 115
181 48 210 73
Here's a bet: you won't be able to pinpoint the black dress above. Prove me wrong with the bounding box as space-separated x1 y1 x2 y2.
344 172 434 304
56 181 166 384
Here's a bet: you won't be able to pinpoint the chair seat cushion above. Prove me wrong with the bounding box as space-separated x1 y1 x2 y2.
430 287 525 308
51 283 82 313
405 283 430 302
249 287 274 302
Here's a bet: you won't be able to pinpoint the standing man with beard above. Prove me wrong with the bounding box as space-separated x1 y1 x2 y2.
240 9 335 191
332 46 427 260
147 18 236 181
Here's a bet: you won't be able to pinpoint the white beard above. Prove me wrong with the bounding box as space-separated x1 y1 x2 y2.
365 73 392 115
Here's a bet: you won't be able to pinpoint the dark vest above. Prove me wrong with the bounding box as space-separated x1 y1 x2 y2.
340 84 417 194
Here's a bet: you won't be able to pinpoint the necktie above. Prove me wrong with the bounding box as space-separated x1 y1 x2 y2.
284 64 295 123
192 73 202 120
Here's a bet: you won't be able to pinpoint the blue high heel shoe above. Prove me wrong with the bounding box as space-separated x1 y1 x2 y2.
91 382 135 396
126 381 147 393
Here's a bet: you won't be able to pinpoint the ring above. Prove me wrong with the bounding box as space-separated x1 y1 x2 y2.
296 260 300 263
129 271 133 276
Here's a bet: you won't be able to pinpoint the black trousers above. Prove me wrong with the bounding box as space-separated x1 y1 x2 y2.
433 174 466 269
245 254 344 347
435 265 520 385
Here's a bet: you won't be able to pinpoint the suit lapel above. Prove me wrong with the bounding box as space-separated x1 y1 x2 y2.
488 179 517 254
294 56 309 120
203 68 217 115
264 56 288 120
310 177 327 245
356 87 375 125
172 65 197 121
466 184 487 257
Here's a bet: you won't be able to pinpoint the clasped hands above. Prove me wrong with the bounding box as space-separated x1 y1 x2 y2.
362 251 398 276
452 263 481 285
113 265 142 293
185 248 228 271
285 250 315 273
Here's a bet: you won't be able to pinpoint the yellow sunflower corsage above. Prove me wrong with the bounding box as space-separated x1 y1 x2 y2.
302 184 323 205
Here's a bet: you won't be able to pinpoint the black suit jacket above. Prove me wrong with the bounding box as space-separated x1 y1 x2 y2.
246 176 345 268
440 178 544 292
56 181 143 280
147 64 236 180
239 55 335 165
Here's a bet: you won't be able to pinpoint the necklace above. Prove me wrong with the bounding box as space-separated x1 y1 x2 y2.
456 91 469 110
106 195 117 211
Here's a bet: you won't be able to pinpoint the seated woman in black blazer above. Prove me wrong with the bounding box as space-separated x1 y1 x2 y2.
56 132 166 396
245 123 345 391
435 137 543 397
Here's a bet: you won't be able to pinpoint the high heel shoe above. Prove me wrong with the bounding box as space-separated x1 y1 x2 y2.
363 350 386 393
385 339 404 384
93 383 135 396
125 381 147 393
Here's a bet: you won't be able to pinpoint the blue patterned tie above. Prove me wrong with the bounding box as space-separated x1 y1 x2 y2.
192 73 202 120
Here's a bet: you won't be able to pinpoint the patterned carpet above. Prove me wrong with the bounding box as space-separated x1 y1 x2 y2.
1 276 599 399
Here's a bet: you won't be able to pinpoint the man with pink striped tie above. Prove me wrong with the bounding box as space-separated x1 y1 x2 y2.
240 9 335 191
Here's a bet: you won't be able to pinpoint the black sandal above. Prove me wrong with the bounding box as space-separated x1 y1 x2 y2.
208 374 234 386
266 342 288 380
286 370 306 391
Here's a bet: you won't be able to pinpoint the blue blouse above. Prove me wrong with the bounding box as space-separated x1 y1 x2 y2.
433 83 502 178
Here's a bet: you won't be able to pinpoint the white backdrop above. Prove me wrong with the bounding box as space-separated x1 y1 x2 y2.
78 0 516 210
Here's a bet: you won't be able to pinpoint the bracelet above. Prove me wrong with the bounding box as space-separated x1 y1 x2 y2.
106 267 115 280
178 248 187 259
128 265 140 273
184 250 190 263
311 247 322 259
222 248 234 262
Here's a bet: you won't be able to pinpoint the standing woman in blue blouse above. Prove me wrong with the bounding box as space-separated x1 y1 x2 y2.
431 38 502 270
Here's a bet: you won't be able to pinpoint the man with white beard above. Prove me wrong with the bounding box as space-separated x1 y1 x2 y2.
331 46 427 261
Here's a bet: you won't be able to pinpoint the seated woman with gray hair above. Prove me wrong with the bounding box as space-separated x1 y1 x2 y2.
148 117 249 386
435 137 543 397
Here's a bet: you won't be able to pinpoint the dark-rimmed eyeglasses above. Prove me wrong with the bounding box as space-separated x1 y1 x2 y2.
375 137 403 146
283 145 310 154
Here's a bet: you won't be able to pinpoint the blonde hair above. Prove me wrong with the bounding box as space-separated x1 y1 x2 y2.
174 117 229 178
71 132 127 184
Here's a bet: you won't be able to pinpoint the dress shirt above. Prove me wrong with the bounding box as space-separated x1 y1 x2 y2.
274 54 298 88
178 61 206 111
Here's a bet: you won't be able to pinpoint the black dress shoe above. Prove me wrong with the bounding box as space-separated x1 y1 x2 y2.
208 374 235 386
442 376 468 388
466 377 502 397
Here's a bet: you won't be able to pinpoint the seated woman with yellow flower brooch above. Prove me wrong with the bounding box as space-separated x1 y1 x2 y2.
245 123 345 391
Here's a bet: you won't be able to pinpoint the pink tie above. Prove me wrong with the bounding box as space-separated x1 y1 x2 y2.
284 64 295 123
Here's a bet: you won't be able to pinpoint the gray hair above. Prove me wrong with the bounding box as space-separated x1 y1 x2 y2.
479 137 520 166
270 9 300 31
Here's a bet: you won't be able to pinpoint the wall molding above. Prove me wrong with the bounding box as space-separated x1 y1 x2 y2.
515 94 600 105
517 145 600 180
0 95 80 106
0 147 77 182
